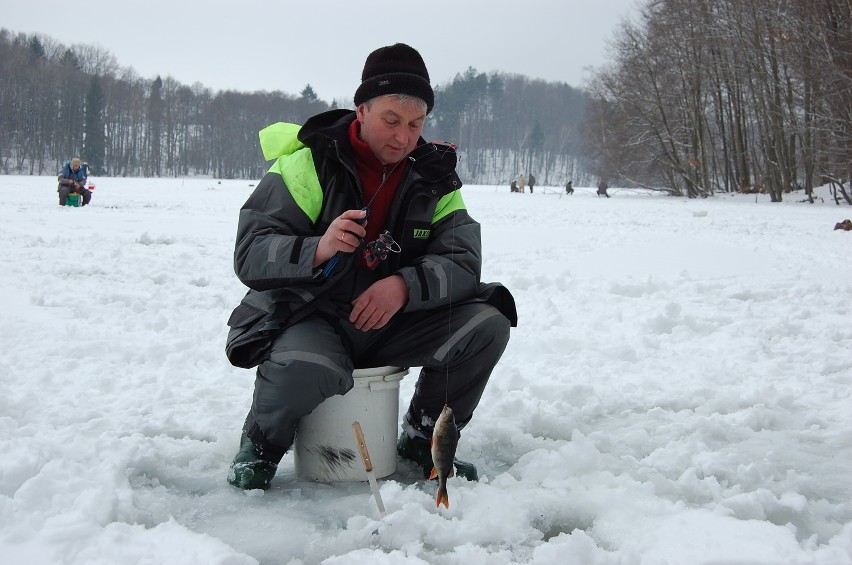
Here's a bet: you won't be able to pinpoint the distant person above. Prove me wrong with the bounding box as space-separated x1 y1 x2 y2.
57 157 91 206
517 174 526 194
565 180 573 195
528 173 536 194
510 180 519 193
597 180 610 198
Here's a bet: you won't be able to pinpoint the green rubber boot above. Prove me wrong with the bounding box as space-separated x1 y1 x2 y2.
397 433 479 482
227 433 278 490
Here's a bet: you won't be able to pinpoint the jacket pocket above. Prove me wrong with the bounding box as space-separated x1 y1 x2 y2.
225 303 272 369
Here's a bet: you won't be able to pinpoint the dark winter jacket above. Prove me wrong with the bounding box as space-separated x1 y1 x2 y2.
226 109 516 368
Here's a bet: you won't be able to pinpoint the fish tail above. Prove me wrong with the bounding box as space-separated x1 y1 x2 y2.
435 484 449 508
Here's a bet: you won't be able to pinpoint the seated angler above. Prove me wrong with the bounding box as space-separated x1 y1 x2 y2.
57 158 92 206
224 43 517 490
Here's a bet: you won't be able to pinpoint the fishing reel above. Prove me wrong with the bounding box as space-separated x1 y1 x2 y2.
363 230 401 270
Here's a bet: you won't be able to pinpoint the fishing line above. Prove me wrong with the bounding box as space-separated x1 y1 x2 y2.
365 156 407 210
413 141 458 407
440 141 459 407
322 156 408 278
445 209 454 406
382 142 455 406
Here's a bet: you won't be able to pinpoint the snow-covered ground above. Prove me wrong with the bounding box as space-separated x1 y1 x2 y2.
1 176 850 565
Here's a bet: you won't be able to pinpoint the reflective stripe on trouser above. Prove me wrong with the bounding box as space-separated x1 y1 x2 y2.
246 315 354 461
358 303 510 438
245 302 510 459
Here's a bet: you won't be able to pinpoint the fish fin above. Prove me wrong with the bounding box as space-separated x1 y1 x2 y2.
436 489 449 509
429 467 438 480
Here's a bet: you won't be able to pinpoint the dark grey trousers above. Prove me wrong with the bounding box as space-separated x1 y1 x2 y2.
244 302 510 462
58 185 92 206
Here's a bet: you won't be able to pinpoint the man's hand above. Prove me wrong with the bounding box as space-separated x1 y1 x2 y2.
313 209 368 267
350 275 408 331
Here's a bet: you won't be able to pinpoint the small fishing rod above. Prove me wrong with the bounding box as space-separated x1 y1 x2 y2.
321 155 411 279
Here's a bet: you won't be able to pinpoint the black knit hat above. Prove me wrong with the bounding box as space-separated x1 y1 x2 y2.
354 43 434 114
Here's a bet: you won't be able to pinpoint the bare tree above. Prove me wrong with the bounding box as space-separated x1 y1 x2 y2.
586 0 851 202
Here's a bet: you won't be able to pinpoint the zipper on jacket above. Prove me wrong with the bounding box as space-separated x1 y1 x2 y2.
330 139 366 208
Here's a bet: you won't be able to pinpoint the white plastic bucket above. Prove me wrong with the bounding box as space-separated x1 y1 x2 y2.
294 366 408 482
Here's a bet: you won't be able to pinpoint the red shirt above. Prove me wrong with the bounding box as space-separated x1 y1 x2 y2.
347 119 406 247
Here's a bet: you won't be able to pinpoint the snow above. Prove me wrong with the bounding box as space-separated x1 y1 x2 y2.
1 176 851 565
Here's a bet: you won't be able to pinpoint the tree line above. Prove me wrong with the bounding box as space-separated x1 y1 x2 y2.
585 0 851 202
0 29 329 180
4 1 849 203
0 28 590 186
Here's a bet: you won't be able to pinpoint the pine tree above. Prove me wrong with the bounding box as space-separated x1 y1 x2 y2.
84 76 106 175
300 84 318 102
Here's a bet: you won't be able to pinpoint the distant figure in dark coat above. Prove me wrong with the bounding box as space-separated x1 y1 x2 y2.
564 181 573 195
597 180 610 198
510 180 519 193
528 173 536 194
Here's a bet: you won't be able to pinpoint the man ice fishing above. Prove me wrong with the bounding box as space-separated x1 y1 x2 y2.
225 43 517 490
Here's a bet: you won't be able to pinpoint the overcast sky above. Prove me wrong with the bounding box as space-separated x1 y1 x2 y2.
6 0 639 102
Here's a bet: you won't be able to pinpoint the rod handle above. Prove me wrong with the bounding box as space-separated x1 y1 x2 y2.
352 421 373 472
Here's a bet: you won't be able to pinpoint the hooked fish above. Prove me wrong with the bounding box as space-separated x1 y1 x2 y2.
430 404 459 508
